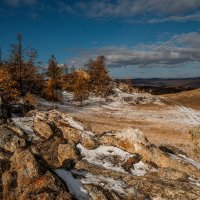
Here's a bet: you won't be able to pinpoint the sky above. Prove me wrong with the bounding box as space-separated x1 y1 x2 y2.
1 0 200 78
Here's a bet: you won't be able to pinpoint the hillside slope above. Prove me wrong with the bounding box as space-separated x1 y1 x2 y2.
0 110 200 199
163 89 200 110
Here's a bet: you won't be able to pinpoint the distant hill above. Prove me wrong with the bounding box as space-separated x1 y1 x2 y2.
116 77 200 95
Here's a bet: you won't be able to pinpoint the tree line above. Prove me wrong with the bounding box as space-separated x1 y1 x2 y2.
0 34 113 108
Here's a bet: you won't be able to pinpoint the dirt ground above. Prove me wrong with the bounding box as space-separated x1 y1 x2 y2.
67 99 200 161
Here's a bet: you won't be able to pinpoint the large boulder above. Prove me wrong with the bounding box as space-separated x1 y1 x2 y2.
60 126 81 144
100 128 150 153
4 136 26 153
2 149 72 200
57 144 79 168
33 121 53 139
80 133 99 150
0 126 26 153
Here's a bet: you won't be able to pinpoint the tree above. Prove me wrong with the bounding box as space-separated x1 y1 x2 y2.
72 70 90 106
84 59 93 74
43 78 58 101
23 48 44 94
62 64 69 75
8 33 44 96
70 63 76 73
46 55 63 99
0 66 19 103
47 55 63 79
90 56 112 97
8 33 25 95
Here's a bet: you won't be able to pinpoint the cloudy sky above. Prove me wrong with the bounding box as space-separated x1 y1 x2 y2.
1 0 200 78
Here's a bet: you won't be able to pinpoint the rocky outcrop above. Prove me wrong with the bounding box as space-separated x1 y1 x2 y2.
2 149 72 200
57 143 79 167
33 121 53 139
0 110 200 200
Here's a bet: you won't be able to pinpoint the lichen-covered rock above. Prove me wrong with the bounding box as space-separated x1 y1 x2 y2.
61 126 81 144
2 148 72 200
100 128 150 154
58 144 79 167
36 136 62 167
1 110 200 200
80 134 99 150
6 124 24 137
33 121 53 139
4 136 26 153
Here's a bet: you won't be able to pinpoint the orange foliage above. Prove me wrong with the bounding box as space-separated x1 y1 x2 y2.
25 93 37 106
0 67 19 102
43 78 58 101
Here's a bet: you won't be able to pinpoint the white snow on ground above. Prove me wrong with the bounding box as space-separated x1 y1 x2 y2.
105 88 160 107
54 169 140 199
161 97 200 126
131 161 149 176
77 144 133 173
79 172 137 196
37 89 200 127
189 177 200 187
77 143 152 176
65 116 84 131
11 117 40 140
54 169 90 200
168 153 200 170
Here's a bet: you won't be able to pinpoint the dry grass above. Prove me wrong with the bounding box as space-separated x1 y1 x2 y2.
67 100 199 160
163 89 200 110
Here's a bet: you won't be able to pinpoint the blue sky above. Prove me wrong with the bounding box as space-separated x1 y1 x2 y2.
1 0 200 78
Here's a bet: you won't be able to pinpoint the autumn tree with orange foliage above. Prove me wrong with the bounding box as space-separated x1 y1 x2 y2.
43 79 59 101
89 56 112 97
42 55 63 101
0 66 19 103
72 70 90 106
8 33 44 96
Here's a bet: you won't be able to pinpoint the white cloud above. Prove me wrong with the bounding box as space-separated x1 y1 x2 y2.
70 32 200 68
73 0 200 19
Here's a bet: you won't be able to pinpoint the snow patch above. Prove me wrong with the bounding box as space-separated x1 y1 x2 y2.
66 117 84 130
77 144 133 173
54 169 90 200
168 153 200 170
131 161 148 176
12 117 40 141
79 172 137 196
